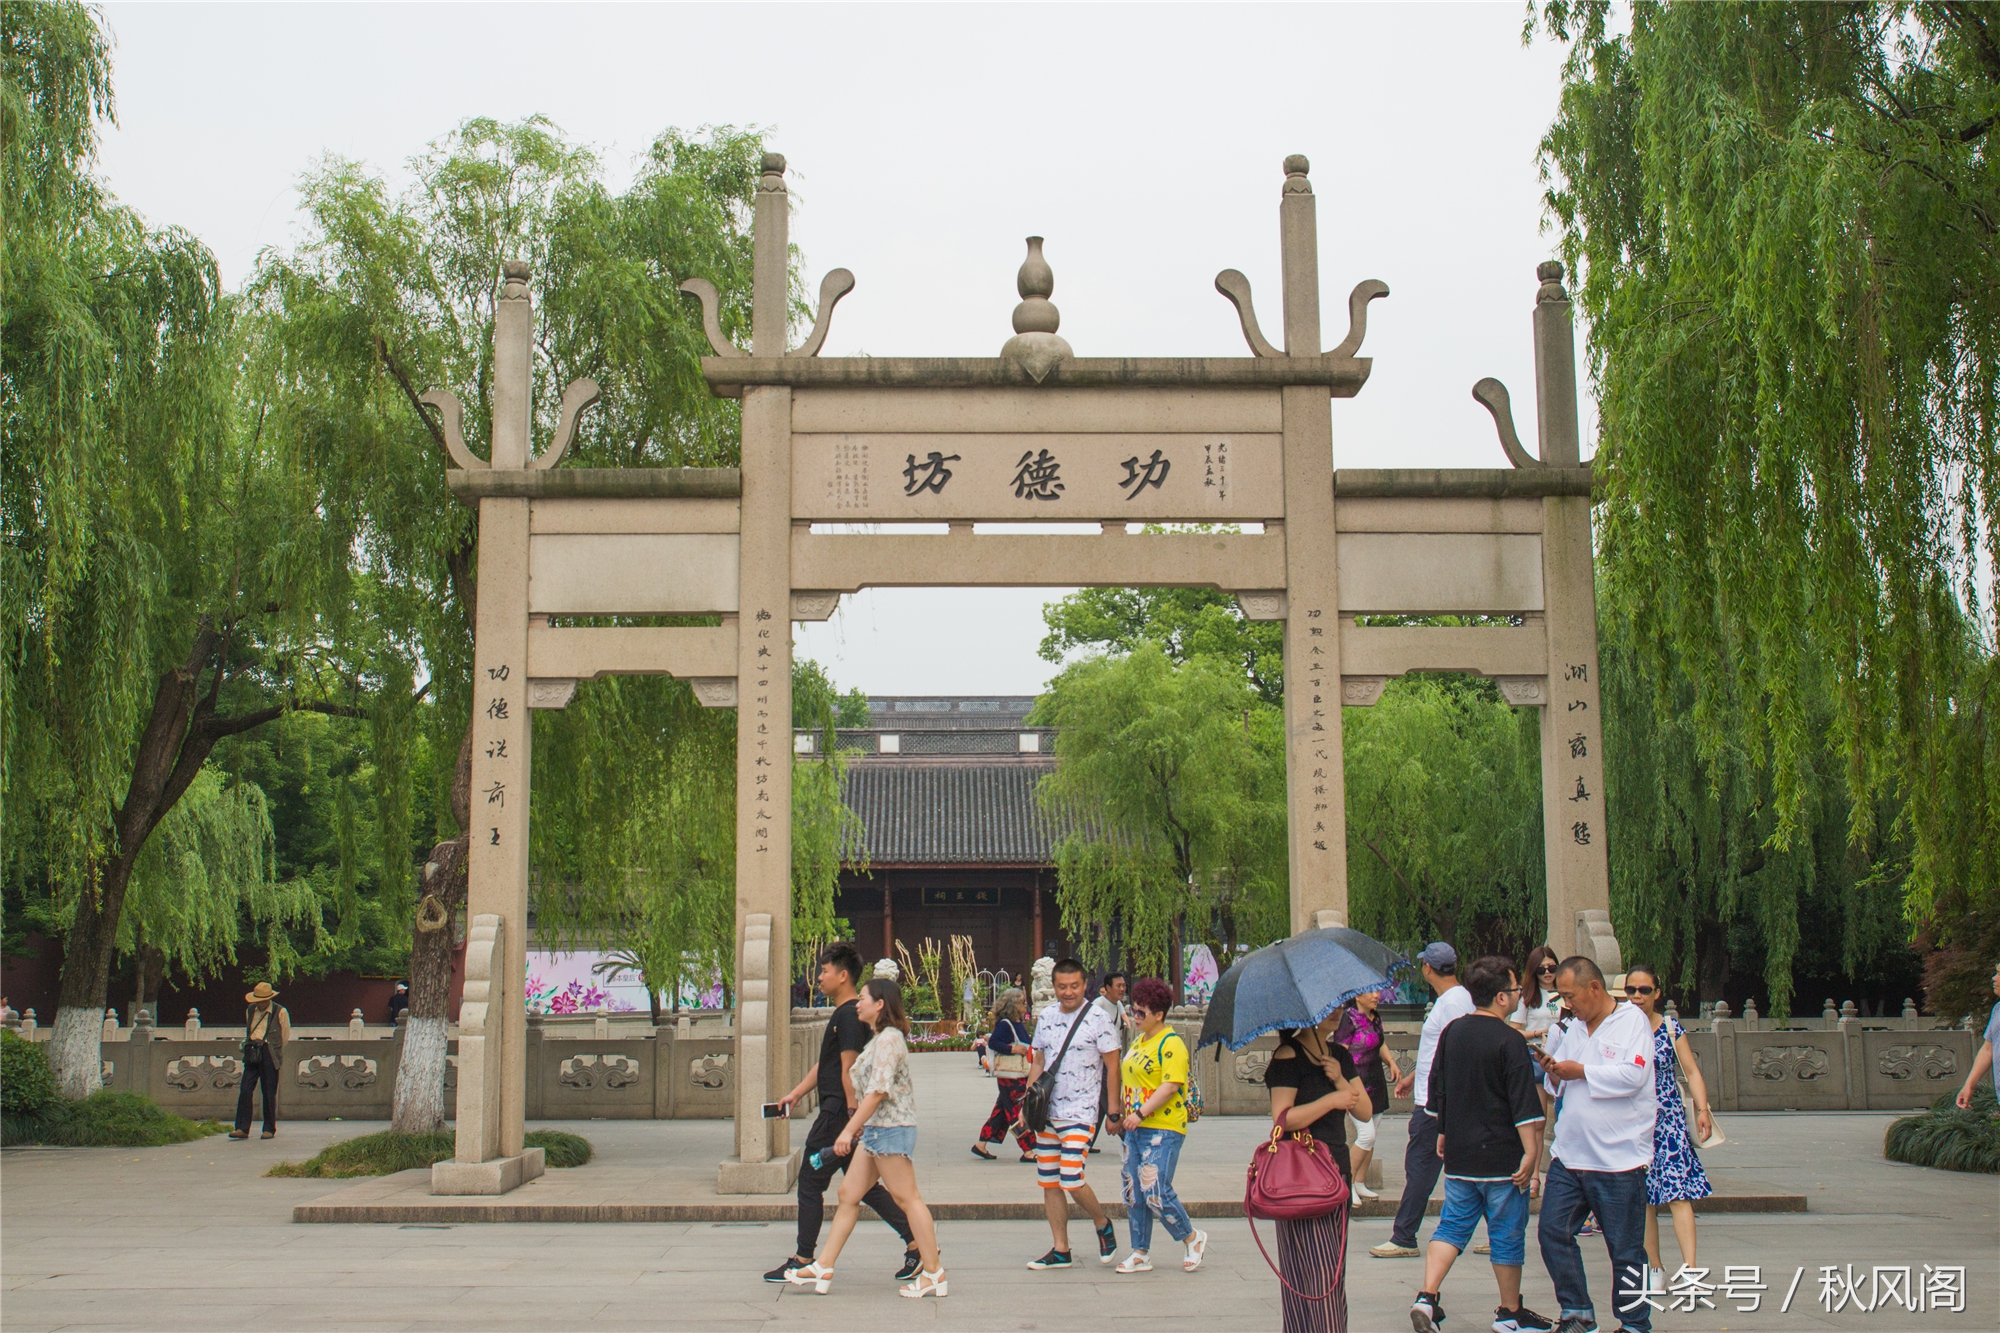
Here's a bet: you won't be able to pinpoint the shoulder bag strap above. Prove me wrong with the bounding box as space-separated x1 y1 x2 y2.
1049 1007 1087 1072
1246 1212 1340 1302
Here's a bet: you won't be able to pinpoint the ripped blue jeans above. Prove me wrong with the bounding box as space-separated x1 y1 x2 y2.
1121 1126 1194 1253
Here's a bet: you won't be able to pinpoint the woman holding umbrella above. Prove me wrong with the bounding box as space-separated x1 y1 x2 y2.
1199 924 1405 1332
1264 1010 1373 1332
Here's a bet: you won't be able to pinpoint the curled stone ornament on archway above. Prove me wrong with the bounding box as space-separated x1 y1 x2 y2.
435 153 1618 1197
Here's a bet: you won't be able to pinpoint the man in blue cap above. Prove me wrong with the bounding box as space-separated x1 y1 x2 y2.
1371 941 1476 1258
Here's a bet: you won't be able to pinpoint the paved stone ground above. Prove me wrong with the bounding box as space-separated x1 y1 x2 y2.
3 1055 1993 1331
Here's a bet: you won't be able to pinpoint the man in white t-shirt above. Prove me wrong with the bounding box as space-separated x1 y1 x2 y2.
1022 958 1123 1271
1531 955 1657 1333
1373 941 1478 1258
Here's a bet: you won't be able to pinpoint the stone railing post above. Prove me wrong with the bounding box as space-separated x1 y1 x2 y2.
102 1007 119 1043
593 1006 611 1041
19 1009 37 1038
1711 1003 1738 1111
1820 998 1838 1030
1901 997 1920 1031
348 1008 366 1038
1839 1014 1865 1110
524 1011 545 1121
184 1008 201 1041
1741 997 1758 1031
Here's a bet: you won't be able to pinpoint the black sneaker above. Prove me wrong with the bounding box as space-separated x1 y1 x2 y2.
1551 1317 1597 1333
1411 1291 1446 1332
1096 1221 1118 1263
763 1255 807 1284
894 1249 922 1281
1493 1307 1555 1333
1027 1248 1074 1270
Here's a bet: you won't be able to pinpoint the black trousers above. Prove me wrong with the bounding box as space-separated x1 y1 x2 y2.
1390 1104 1442 1247
795 1100 914 1260
234 1055 279 1133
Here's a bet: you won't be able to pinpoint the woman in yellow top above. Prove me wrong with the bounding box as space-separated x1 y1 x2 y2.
1112 978 1208 1274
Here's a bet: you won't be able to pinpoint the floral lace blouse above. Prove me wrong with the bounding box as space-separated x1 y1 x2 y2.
852 1026 918 1127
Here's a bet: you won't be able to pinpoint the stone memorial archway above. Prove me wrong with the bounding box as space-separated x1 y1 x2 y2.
430 153 1617 1196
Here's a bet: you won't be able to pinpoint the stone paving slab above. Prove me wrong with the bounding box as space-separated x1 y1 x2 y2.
4 1058 1991 1331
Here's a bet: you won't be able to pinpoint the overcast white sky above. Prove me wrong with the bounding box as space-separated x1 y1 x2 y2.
98 2 1589 698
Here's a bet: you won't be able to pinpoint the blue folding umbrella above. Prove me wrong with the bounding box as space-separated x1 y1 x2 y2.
1196 927 1409 1051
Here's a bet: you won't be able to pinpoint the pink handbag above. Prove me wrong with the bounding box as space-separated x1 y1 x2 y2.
1245 1115 1351 1300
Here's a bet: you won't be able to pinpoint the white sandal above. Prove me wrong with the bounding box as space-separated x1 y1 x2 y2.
898 1266 948 1298
1116 1251 1153 1273
1183 1229 1209 1272
784 1261 834 1295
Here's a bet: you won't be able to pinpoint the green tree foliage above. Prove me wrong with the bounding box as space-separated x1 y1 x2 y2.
249 116 779 1080
3 2 365 1095
117 768 328 996
1601 612 1918 1018
1031 643 1287 976
1534 3 2000 950
1343 676 1547 960
1038 573 1283 704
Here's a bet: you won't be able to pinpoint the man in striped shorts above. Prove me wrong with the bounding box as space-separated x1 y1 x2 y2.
1022 958 1125 1270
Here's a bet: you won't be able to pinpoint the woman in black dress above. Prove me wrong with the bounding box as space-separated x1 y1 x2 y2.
1263 1011 1373 1333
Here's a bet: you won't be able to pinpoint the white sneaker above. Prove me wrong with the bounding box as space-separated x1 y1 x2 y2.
1115 1251 1153 1274
1182 1229 1208 1272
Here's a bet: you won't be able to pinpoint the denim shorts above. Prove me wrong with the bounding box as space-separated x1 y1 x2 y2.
860 1124 917 1158
1433 1175 1531 1266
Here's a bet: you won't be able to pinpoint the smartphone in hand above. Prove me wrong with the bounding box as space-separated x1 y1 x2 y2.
761 1102 786 1119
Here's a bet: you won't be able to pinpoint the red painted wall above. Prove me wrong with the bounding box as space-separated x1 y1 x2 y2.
1 934 466 1027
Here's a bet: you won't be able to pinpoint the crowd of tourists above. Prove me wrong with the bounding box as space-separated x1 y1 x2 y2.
759 939 1714 1333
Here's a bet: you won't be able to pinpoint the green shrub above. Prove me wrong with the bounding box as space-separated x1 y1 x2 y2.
1 1031 59 1118
2 1091 226 1147
267 1127 593 1178
1883 1084 2000 1175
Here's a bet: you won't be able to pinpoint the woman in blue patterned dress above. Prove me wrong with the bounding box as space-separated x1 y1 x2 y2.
1623 964 1713 1288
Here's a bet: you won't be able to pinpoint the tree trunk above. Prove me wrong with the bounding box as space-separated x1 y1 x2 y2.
391 727 474 1135
51 846 145 1099
132 940 166 1022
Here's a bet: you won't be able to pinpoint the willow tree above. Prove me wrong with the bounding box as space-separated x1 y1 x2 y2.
1341 677 1546 958
2 3 368 1096
1032 644 1287 979
1534 3 2000 965
1600 609 1918 1017
250 115 798 1130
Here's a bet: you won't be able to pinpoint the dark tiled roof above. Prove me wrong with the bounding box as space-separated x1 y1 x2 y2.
864 696 1037 730
842 758 1062 865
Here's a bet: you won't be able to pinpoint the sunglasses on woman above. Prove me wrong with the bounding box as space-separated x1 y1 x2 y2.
1623 984 1657 997
1537 965 1557 975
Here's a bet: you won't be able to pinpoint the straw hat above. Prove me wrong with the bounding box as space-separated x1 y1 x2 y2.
245 981 280 1004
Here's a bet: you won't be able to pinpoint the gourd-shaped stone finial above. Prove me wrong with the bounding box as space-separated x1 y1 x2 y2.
1013 237 1060 334
1001 236 1073 383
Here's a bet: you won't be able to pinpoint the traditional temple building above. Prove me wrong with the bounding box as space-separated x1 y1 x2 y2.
802 696 1077 980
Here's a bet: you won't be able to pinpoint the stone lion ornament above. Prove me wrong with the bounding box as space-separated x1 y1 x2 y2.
1030 956 1056 1011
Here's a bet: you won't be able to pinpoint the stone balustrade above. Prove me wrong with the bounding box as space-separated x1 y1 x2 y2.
4 998 1972 1120
36 1010 829 1123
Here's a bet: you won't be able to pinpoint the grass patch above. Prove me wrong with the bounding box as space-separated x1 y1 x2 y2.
267 1127 593 1178
1883 1085 2000 1175
2 1092 228 1147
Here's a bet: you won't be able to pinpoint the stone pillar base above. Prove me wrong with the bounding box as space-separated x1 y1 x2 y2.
717 1148 802 1195
431 1147 545 1196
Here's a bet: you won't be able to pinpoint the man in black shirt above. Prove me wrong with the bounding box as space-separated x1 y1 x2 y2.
1411 955 1551 1333
763 944 918 1284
